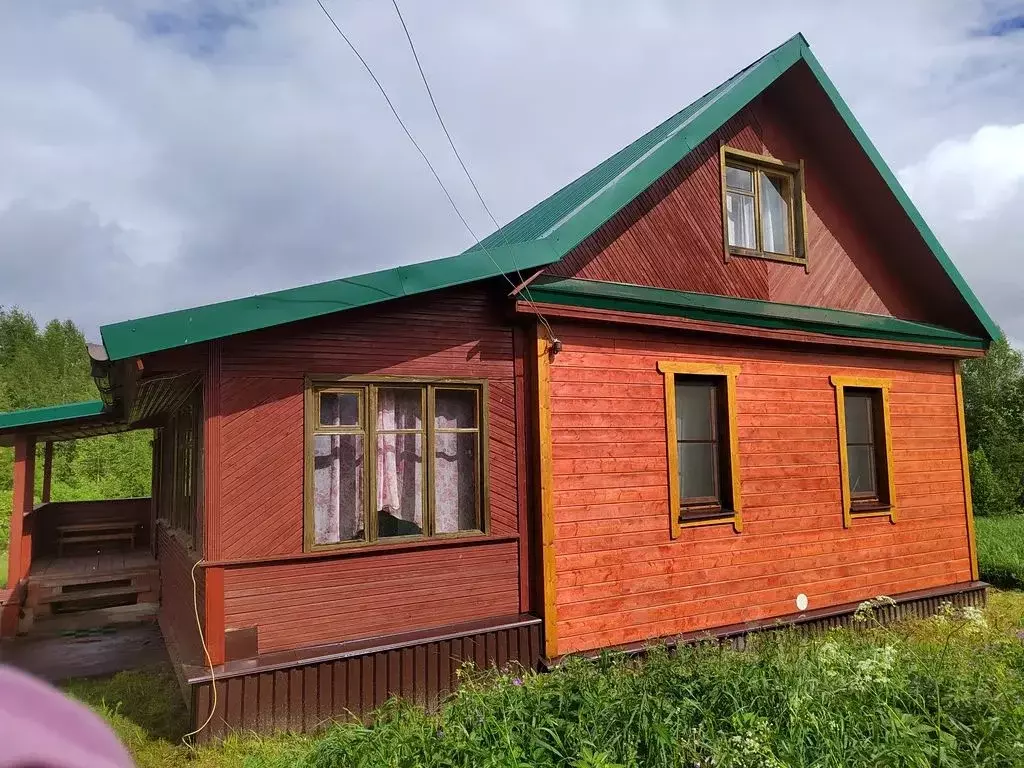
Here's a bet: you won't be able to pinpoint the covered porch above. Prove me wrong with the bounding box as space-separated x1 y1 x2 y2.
0 402 158 637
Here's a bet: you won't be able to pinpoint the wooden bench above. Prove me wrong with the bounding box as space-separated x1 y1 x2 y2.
56 521 137 556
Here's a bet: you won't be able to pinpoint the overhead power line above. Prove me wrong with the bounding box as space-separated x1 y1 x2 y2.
388 0 555 341
313 0 556 342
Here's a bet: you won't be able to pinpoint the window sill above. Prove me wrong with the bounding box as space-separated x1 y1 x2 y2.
202 532 519 568
679 512 742 533
727 247 807 269
847 505 896 525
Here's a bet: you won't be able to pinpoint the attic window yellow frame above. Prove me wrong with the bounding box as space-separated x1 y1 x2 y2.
831 375 897 528
658 361 743 537
720 145 809 271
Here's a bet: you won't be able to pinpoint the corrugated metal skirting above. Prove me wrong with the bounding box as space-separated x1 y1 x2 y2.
192 619 542 743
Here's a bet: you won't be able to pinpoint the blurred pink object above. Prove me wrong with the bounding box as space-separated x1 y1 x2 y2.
0 665 132 768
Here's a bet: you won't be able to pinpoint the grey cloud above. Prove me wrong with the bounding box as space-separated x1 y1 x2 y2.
0 1 1022 340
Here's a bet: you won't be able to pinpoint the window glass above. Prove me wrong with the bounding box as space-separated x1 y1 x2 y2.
376 432 424 537
435 432 479 533
320 391 360 428
436 389 477 429
676 382 715 441
727 192 756 249
759 172 792 254
679 442 717 501
313 434 364 544
847 444 877 496
844 393 873 445
377 388 422 431
725 165 753 191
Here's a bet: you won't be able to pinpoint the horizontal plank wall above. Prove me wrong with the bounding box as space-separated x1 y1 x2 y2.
213 286 525 654
548 321 973 655
546 90 937 323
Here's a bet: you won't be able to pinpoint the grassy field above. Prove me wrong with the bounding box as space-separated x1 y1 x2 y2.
61 590 1024 768
977 515 1024 588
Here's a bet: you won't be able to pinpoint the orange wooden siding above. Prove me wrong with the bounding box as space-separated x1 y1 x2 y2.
546 91 937 324
548 322 972 655
211 286 526 654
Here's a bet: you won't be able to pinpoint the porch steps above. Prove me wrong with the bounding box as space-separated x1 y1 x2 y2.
19 551 160 636
28 603 159 636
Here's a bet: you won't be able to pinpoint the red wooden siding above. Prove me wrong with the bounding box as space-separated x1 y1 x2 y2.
546 92 939 323
210 286 526 654
157 522 204 666
223 541 521 653
548 321 972 655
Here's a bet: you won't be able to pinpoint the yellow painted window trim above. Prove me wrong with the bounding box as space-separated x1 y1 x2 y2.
657 361 743 537
830 375 897 528
719 144 810 272
953 361 979 581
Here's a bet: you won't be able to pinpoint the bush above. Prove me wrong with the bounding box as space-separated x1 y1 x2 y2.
303 606 1024 768
970 448 1019 517
977 515 1024 588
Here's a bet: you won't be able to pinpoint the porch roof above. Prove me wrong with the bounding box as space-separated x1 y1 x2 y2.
0 400 133 447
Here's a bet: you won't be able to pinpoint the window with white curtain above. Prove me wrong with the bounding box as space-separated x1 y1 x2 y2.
306 379 486 549
722 147 805 263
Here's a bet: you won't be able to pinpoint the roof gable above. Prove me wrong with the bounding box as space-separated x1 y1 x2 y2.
98 33 996 362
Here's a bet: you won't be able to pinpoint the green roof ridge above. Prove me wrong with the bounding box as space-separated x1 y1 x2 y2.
98 32 995 361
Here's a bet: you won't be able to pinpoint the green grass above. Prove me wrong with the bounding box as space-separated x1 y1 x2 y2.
59 591 1024 768
976 515 1024 588
0 550 7 588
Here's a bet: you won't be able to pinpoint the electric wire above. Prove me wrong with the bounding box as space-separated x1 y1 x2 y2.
388 0 556 342
314 0 556 342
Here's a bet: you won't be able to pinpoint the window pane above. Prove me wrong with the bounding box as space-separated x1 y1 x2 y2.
725 165 753 192
377 388 422 431
436 389 477 429
727 192 756 249
759 172 792 254
844 393 874 445
676 382 715 441
434 432 478 532
313 434 364 544
848 445 878 496
376 433 424 537
320 391 360 428
679 442 718 502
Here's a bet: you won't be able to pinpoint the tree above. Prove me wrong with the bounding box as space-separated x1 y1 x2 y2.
0 307 152 551
961 334 1024 515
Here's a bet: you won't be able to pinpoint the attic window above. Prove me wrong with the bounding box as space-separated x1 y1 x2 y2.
720 146 807 266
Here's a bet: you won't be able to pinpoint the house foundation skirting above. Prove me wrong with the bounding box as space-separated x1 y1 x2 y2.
185 614 542 744
545 580 989 667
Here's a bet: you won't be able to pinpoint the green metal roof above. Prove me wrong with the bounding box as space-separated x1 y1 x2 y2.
97 32 997 362
0 400 134 447
528 278 988 350
0 400 106 430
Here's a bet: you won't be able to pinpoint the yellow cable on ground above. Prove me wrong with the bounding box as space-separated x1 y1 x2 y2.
182 558 217 743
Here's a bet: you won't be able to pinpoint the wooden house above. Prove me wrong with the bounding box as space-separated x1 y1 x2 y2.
0 34 992 739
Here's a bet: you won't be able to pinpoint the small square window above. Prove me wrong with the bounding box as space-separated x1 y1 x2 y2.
722 147 806 264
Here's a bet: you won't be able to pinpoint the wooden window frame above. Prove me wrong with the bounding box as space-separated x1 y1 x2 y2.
303 376 490 552
831 375 897 527
720 145 809 270
658 361 743 536
157 383 202 545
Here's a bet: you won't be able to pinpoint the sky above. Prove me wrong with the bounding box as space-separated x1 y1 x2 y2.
0 1 1023 342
